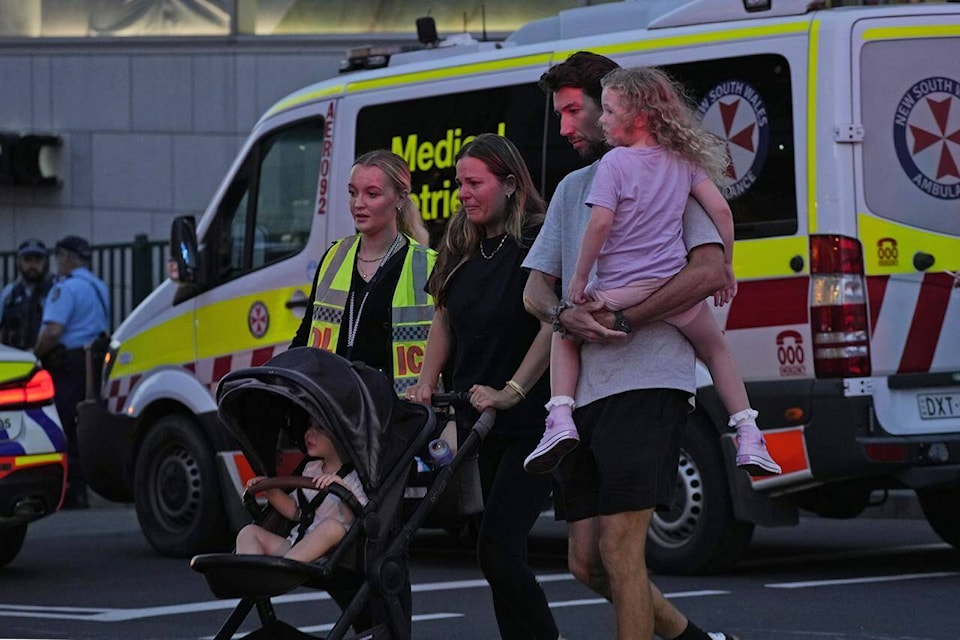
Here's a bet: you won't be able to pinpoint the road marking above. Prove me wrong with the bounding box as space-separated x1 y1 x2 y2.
767 571 959 589
0 573 726 623
296 612 463 634
548 591 728 610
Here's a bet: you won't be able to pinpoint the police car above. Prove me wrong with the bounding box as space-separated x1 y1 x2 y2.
0 344 66 568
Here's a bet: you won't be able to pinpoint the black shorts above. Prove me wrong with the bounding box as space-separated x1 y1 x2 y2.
556 388 690 521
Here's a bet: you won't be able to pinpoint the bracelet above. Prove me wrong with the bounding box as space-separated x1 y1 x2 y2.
505 379 527 399
550 301 573 335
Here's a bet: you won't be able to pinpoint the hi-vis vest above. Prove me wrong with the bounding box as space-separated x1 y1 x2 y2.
307 234 436 395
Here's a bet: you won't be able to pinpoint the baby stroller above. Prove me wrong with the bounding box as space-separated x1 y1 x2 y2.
190 347 493 640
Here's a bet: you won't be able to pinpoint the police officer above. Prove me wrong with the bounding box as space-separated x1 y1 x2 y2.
0 239 54 351
35 236 110 509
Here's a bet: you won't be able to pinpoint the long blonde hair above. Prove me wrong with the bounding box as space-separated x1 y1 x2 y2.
601 67 729 182
352 150 430 246
428 133 546 307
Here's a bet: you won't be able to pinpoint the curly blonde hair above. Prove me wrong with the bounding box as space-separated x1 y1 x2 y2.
601 67 729 182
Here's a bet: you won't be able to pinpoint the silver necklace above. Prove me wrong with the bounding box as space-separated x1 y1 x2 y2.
347 233 403 348
479 233 508 260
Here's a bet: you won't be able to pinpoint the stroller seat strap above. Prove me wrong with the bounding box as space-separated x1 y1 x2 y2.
292 462 356 546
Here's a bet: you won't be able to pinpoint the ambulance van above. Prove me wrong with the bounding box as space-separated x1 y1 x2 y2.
77 0 960 572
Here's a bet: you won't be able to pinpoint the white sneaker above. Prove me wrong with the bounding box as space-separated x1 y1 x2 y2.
707 633 740 640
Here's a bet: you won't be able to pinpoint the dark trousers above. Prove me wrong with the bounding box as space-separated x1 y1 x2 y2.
50 349 87 492
476 433 559 640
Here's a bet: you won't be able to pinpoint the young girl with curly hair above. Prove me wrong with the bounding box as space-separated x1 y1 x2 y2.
525 66 782 478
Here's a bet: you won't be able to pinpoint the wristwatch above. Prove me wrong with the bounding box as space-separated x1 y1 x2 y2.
613 310 632 334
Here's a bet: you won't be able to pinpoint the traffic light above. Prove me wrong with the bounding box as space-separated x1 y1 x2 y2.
0 133 61 187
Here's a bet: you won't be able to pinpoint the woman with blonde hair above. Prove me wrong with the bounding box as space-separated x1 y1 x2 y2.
408 133 561 640
291 149 435 397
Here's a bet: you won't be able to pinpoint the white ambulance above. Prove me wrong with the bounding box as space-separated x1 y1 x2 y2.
78 0 960 572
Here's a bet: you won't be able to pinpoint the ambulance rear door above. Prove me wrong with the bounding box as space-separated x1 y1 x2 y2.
853 11 960 435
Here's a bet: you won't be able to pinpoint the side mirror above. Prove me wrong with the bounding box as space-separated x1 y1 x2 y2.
170 216 199 284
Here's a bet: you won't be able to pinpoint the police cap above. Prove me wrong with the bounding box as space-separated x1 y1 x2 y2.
17 238 48 257
55 235 92 261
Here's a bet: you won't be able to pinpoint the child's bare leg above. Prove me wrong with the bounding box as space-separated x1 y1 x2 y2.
678 303 781 476
523 333 581 474
236 524 291 556
550 330 581 399
285 519 347 563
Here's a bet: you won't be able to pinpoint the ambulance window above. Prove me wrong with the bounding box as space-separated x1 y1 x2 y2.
253 121 324 268
356 83 578 247
210 118 324 283
860 39 960 235
664 54 798 239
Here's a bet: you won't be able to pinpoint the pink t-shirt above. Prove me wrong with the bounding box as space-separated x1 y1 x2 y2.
586 146 708 290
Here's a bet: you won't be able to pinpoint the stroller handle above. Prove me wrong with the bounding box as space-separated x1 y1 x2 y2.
429 390 470 408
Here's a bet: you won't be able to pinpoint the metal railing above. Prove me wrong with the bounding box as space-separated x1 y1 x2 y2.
1 235 168 330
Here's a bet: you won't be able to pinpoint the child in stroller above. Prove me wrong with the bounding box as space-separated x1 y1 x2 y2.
236 421 368 564
191 347 494 640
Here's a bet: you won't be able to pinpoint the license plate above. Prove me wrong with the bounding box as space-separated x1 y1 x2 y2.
917 393 960 420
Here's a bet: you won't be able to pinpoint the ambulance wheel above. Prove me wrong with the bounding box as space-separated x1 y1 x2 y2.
917 487 960 549
0 524 27 568
647 413 754 575
134 414 230 557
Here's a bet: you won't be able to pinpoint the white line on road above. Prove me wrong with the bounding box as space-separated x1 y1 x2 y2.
766 571 959 589
0 573 725 623
295 612 463 635
548 591 728 610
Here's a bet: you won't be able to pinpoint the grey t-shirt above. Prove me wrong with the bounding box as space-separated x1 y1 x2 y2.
522 161 722 408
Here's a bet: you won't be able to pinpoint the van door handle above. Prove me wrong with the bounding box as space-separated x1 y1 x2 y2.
285 290 309 309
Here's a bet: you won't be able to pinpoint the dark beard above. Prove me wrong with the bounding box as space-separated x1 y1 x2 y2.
580 139 611 164
20 267 44 284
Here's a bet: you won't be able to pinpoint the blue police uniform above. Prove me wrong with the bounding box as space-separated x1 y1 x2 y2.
42 267 110 349
42 266 110 505
0 277 55 350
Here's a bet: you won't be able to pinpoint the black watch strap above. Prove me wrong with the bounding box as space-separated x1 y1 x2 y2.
613 309 632 334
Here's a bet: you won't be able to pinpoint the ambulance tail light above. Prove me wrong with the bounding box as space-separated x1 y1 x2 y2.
809 235 871 378
0 369 55 407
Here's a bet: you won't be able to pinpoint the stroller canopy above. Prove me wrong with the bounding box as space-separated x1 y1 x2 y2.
216 347 396 492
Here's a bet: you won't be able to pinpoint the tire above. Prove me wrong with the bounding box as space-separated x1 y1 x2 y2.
917 487 960 549
134 414 230 557
647 413 754 575
0 524 27 568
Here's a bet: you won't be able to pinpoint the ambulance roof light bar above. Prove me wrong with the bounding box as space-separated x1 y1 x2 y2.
508 0 814 46
649 0 816 29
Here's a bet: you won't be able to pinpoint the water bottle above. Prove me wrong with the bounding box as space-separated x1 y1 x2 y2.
428 438 453 468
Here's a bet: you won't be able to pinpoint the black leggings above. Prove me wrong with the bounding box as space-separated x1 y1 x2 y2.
476 433 558 640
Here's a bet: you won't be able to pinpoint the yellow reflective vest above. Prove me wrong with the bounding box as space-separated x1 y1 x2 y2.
307 234 436 395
